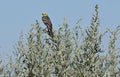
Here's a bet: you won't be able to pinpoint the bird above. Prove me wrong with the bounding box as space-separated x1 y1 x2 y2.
42 12 53 38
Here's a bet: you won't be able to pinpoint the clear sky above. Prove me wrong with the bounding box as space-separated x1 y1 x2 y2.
0 0 120 58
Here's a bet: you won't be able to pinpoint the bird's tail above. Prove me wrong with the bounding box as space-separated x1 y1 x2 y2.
48 29 53 38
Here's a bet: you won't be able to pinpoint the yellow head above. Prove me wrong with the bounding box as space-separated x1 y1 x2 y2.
42 12 48 16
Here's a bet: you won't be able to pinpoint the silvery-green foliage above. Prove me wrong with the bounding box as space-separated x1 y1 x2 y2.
0 55 3 76
2 4 120 77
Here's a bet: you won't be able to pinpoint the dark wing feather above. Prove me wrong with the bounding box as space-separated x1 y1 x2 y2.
42 16 53 38
42 16 52 29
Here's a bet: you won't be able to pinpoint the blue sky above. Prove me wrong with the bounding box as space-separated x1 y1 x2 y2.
0 0 120 58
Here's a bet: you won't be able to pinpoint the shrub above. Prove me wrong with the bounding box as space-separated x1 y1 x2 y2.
2 4 120 77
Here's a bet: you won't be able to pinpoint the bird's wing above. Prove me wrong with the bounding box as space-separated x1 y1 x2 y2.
42 16 52 28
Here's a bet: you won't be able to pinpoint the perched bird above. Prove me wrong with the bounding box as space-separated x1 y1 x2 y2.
42 12 53 38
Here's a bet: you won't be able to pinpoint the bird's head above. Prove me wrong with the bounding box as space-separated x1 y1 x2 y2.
42 12 48 16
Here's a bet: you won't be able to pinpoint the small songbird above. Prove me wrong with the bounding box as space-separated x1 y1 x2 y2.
42 12 53 38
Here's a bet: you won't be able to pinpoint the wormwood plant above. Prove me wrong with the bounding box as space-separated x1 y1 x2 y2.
0 55 3 76
2 4 120 77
